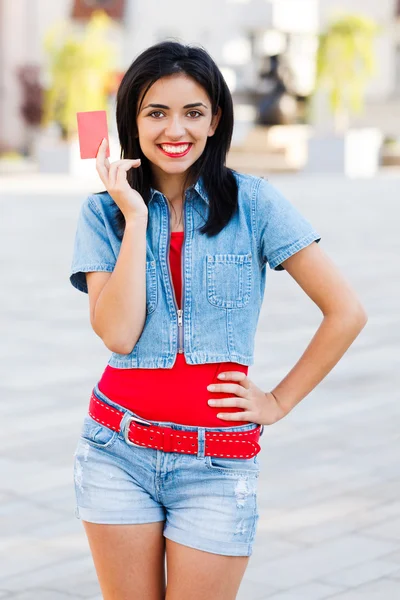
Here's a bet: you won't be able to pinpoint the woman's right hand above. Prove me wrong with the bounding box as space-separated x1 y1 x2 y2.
96 138 148 220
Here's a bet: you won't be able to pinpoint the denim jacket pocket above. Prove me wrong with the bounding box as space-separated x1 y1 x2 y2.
146 260 158 314
206 253 252 309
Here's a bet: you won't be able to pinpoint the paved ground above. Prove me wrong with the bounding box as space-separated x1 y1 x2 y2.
1 170 399 599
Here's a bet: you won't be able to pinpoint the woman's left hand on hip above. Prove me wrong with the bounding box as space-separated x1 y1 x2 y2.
207 371 286 426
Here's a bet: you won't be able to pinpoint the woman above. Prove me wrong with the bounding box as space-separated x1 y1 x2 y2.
70 40 367 600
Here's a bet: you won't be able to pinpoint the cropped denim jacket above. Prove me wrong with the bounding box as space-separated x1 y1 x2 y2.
70 171 321 368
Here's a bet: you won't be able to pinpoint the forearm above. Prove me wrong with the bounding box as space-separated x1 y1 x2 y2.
93 216 148 354
270 307 368 416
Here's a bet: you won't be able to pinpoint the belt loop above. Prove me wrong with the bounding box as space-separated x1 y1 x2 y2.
162 427 173 452
119 410 131 436
196 427 205 459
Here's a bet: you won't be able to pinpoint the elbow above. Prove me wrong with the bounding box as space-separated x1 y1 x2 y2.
103 337 136 355
93 322 137 355
327 302 368 331
351 302 368 330
358 306 368 329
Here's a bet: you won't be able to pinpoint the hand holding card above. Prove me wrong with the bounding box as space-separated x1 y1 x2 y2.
95 137 147 221
76 110 110 159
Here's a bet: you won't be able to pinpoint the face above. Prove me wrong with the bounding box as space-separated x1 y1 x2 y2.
136 73 221 182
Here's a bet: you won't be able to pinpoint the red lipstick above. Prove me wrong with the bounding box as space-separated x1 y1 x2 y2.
157 143 193 158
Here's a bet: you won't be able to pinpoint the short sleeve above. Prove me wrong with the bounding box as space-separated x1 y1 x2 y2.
69 196 116 293
255 178 321 271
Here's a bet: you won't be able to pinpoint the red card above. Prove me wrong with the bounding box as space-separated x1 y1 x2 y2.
76 110 110 159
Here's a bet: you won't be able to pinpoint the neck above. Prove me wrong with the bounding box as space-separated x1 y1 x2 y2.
151 168 195 202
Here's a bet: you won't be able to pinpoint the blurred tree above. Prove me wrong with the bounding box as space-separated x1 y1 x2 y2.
41 9 118 140
314 13 380 133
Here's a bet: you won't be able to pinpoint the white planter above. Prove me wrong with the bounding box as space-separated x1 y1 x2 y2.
305 128 383 178
33 132 121 177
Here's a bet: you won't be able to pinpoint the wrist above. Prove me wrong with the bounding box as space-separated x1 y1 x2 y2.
269 390 290 417
125 213 148 226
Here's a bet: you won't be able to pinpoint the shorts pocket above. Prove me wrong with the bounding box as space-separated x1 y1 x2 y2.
80 414 119 449
204 454 260 477
206 253 252 309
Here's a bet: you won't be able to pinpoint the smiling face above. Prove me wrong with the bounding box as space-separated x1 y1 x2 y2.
136 73 221 185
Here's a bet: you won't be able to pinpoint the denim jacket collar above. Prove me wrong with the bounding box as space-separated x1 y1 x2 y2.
149 174 208 205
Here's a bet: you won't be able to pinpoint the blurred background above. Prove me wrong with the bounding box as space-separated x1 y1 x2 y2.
1 1 399 599
1 0 400 175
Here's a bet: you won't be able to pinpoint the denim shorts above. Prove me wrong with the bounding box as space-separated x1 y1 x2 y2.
73 384 264 556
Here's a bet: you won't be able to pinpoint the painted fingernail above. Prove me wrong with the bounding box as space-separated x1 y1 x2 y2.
217 373 225 379
207 385 215 390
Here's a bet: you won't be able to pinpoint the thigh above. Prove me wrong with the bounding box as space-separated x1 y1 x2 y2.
162 452 260 557
165 538 249 600
83 520 166 600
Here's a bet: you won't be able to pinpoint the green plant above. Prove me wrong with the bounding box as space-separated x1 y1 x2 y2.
42 10 118 140
314 13 381 133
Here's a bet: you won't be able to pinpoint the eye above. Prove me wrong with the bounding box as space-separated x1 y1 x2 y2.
187 110 203 118
149 111 164 119
148 110 203 119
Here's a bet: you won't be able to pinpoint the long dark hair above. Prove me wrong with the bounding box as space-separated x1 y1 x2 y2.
94 40 238 238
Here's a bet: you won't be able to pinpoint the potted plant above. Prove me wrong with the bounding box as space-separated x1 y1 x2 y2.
305 13 382 177
35 9 118 175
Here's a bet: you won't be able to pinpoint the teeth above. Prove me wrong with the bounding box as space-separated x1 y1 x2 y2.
160 144 190 154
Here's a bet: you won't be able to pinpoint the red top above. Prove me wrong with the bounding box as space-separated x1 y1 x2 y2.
97 231 249 427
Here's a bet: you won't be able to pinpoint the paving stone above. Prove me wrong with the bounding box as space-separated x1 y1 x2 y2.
324 577 400 599
246 534 398 589
0 554 93 592
0 499 69 538
359 517 400 542
11 591 78 600
262 580 345 600
387 567 400 581
250 537 305 567
235 576 278 600
320 559 400 588
43 571 101 599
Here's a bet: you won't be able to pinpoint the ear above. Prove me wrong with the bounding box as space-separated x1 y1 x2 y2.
208 106 222 137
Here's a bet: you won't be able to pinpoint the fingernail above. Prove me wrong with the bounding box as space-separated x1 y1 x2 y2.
217 373 225 379
208 400 215 405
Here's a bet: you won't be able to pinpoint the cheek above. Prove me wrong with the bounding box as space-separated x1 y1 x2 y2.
137 121 161 142
193 121 211 138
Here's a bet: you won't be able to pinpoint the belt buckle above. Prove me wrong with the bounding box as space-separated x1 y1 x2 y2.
124 415 152 447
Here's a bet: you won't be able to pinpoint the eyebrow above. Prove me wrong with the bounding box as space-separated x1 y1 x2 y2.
141 102 208 112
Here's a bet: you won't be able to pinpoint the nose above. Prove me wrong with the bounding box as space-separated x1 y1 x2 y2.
164 115 186 139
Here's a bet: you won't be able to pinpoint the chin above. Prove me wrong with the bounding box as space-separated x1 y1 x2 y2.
156 160 196 173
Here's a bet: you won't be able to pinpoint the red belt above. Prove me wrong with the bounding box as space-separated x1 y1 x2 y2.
89 391 262 458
